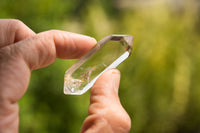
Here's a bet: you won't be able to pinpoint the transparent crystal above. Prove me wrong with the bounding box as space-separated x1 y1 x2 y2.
64 34 133 95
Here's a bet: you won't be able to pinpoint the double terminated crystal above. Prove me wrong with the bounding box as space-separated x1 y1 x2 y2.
64 34 133 95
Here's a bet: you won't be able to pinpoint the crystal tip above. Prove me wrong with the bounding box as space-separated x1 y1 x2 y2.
64 74 84 95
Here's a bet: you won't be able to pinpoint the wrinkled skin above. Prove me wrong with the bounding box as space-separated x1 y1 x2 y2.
0 19 131 133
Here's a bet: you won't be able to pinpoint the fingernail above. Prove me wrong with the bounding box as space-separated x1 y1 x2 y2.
111 69 120 94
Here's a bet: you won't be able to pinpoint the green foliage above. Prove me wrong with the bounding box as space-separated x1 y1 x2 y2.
1 0 200 132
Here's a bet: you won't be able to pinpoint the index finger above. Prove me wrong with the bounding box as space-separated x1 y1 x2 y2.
5 30 96 70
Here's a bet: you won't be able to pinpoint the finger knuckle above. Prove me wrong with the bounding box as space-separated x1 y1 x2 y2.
118 113 131 132
88 102 105 115
91 84 108 96
124 117 131 132
8 19 25 29
7 19 26 35
49 29 59 33
39 30 60 40
46 30 60 35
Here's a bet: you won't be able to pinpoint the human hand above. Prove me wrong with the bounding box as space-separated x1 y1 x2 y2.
81 69 131 133
0 19 131 133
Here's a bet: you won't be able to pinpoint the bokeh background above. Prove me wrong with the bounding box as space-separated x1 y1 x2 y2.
1 0 200 132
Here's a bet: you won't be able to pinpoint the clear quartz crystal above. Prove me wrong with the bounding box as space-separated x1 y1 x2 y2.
64 34 133 95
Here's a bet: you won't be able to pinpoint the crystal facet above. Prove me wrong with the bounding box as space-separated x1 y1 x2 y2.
64 34 133 95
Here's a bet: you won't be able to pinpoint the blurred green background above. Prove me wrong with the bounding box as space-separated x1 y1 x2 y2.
1 0 200 132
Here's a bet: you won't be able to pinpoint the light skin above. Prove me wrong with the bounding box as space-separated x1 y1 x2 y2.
0 19 131 133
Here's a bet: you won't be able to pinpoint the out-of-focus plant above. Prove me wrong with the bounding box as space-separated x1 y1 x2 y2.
0 0 200 132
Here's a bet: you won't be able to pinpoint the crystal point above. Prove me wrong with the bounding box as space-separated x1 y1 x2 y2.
64 34 133 95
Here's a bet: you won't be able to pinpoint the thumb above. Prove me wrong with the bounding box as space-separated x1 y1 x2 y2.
81 69 131 133
90 69 121 106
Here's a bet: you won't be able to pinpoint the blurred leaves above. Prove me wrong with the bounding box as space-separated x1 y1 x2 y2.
1 0 200 132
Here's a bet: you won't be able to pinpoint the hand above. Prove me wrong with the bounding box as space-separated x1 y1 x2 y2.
0 19 131 133
81 69 131 133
